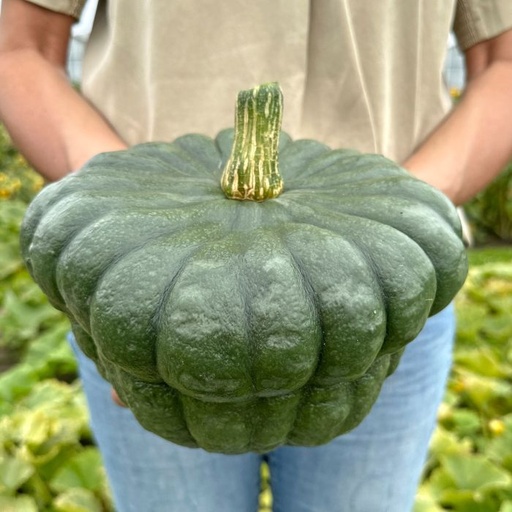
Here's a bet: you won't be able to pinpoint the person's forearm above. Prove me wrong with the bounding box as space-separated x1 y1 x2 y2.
404 60 512 205
0 48 127 181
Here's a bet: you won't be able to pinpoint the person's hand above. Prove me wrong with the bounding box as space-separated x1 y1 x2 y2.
111 388 127 407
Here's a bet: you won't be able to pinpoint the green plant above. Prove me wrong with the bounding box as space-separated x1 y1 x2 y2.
416 254 512 512
0 198 113 512
0 124 44 204
0 377 113 512
464 163 512 244
20 83 467 454
0 279 111 511
0 199 68 373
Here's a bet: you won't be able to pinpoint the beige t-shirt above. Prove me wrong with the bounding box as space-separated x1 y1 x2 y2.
30 0 512 163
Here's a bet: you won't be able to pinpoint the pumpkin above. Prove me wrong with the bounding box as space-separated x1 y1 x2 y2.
20 83 467 454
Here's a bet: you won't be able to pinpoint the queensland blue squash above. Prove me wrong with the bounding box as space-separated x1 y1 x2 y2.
20 83 467 453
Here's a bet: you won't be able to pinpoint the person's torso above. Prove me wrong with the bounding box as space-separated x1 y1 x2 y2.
82 0 456 162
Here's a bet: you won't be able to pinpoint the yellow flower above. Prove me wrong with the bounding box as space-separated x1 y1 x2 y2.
450 87 462 100
32 175 44 192
437 402 452 421
451 378 465 393
488 419 505 436
10 178 21 191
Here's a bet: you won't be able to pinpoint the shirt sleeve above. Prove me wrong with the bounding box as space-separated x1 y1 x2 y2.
454 0 512 50
24 0 87 18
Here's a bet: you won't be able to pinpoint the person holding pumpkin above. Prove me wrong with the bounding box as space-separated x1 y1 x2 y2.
1 1 512 511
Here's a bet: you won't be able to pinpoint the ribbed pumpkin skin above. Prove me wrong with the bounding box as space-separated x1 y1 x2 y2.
20 129 467 453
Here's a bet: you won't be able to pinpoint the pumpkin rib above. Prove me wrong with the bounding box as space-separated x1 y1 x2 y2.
298 193 459 249
278 139 331 179
282 225 386 383
286 175 416 194
342 201 467 314
57 214 176 331
338 229 435 353
284 195 436 267
92 235 221 381
268 198 388 374
155 228 321 405
285 151 401 188
87 176 214 198
281 231 341 384
172 386 201 447
27 192 126 313
302 178 462 233
240 230 322 394
332 353 393 437
279 236 325 377
173 134 227 177
92 141 216 180
280 199 438 351
103 361 199 448
20 177 78 261
315 228 392 348
152 243 208 375
155 246 252 400
94 235 180 334
235 251 257 397
314 195 466 314
71 320 101 366
68 166 219 207
56 204 221 332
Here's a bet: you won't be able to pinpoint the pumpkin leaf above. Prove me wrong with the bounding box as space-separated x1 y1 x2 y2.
0 494 38 512
440 453 512 492
15 410 54 448
499 502 512 512
0 456 34 492
53 488 102 512
439 409 481 438
425 466 457 501
466 248 512 267
0 364 39 408
486 415 512 467
413 485 445 512
451 369 512 413
428 426 473 457
22 322 75 376
49 448 105 493
0 241 23 281
0 290 63 349
438 487 500 512
454 347 511 379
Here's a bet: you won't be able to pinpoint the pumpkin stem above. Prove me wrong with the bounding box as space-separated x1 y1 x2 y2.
221 82 284 201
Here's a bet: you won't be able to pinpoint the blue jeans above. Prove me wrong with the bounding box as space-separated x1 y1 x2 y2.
70 304 455 512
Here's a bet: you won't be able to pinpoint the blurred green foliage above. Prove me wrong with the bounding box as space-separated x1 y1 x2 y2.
1 123 511 511
464 163 512 245
0 125 44 204
415 259 512 512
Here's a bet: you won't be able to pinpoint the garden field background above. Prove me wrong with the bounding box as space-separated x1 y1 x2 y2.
0 124 511 512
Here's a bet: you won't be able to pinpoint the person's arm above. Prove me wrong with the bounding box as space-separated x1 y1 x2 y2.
0 0 127 182
403 29 512 205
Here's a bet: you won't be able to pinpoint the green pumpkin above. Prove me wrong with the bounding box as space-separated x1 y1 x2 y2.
20 83 467 453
